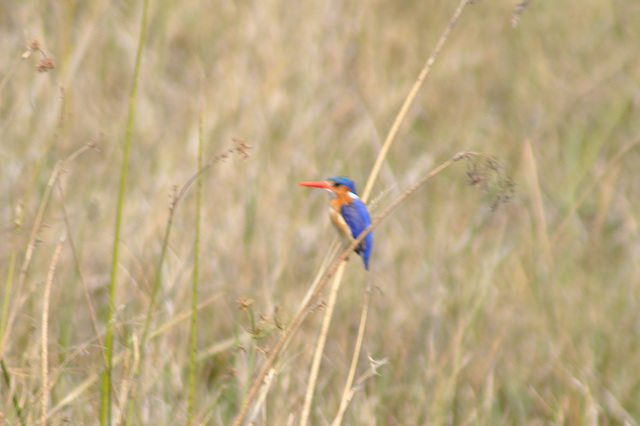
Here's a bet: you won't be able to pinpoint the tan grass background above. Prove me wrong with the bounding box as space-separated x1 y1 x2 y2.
2 0 640 424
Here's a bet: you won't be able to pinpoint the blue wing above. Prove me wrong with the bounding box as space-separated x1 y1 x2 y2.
341 199 373 269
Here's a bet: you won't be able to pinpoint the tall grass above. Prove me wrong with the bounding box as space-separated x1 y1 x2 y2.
2 0 640 424
186 71 205 426
100 0 150 423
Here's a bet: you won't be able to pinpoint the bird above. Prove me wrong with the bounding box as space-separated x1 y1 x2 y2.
299 176 373 269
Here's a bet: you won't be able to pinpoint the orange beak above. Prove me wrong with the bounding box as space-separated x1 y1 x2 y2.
298 180 332 190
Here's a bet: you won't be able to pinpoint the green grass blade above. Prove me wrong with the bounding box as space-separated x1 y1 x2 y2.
187 72 205 426
99 0 150 424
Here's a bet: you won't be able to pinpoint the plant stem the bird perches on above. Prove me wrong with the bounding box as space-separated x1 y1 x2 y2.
299 263 347 425
299 2 472 423
233 151 487 425
362 0 472 203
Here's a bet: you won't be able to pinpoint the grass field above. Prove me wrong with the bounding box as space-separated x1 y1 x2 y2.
2 0 640 424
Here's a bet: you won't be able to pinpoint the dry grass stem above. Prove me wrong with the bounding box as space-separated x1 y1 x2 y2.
297 2 473 422
115 333 140 426
234 151 494 424
0 143 96 359
332 282 373 426
147 293 221 342
362 0 472 203
523 138 552 268
56 178 106 366
41 237 64 425
299 263 347 426
247 368 276 424
511 0 532 28
333 355 390 425
140 140 252 344
173 139 252 212
546 135 640 256
4 1 638 423
48 350 128 418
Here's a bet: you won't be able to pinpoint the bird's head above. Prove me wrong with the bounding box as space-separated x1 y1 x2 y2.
298 176 359 199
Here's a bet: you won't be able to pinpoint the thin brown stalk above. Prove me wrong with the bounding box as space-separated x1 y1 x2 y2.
147 293 221 342
41 237 64 425
139 140 252 345
523 139 552 269
545 136 640 257
297 2 472 422
333 355 390 424
247 368 276 423
122 141 251 421
245 246 338 420
55 178 106 366
361 0 472 203
115 333 139 426
1 161 61 359
234 151 476 425
299 263 347 426
48 349 128 418
332 282 372 426
0 143 95 359
1 87 68 360
175 139 252 210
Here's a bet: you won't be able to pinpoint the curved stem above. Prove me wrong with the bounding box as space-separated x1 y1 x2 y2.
234 151 474 425
362 0 471 203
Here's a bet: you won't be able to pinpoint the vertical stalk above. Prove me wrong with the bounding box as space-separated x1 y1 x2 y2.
41 238 65 425
100 0 150 424
187 73 205 425
299 264 347 426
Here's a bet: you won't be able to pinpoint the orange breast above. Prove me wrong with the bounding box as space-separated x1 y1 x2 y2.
329 196 354 244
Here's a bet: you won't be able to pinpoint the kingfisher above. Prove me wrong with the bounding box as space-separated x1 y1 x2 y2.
299 176 373 269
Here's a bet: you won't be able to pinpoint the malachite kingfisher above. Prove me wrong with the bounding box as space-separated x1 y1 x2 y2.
299 176 373 270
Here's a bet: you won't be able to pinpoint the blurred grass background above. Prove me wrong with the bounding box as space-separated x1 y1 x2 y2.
2 0 640 424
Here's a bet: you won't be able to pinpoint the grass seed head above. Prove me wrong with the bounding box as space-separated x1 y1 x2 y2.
465 154 515 211
36 56 55 73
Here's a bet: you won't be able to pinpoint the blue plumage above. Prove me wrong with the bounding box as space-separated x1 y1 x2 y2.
329 176 358 195
340 199 373 269
299 175 374 270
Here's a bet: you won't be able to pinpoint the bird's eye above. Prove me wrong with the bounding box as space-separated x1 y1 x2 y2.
332 182 340 188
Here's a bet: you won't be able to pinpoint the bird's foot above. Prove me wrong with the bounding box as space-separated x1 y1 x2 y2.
339 254 350 262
